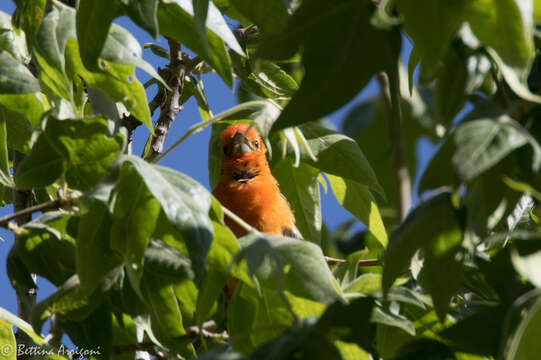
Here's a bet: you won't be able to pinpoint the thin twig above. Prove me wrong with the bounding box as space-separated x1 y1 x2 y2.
153 100 275 163
143 38 185 161
377 70 411 221
0 195 78 229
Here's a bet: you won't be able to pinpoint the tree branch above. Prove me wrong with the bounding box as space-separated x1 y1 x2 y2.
378 70 411 222
0 195 78 229
143 38 185 161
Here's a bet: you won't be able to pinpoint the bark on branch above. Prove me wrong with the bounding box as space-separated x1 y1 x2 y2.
143 38 186 161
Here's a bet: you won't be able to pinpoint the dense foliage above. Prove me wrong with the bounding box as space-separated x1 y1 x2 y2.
1 0 541 359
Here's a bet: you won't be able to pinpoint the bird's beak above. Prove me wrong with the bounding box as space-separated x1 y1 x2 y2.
229 131 253 156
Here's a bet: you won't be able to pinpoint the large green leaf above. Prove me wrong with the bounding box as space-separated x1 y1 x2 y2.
0 319 15 360
196 199 240 323
0 51 40 94
15 212 76 286
34 3 152 128
260 0 400 131
434 42 469 126
229 0 289 37
158 0 239 87
140 272 195 357
382 192 463 320
325 173 387 248
272 159 322 244
316 296 375 349
397 0 467 77
114 156 213 279
46 116 124 190
465 0 534 68
76 200 122 295
33 2 76 100
501 290 541 360
297 123 384 198
454 117 541 182
110 164 161 267
248 323 343 360
0 307 43 346
16 116 123 190
14 134 64 189
235 232 343 304
11 0 46 50
0 114 13 187
76 0 123 71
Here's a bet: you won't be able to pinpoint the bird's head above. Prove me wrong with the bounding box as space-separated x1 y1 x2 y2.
219 124 269 181
220 123 267 159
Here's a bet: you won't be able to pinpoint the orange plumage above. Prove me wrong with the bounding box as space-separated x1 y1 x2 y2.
212 124 297 238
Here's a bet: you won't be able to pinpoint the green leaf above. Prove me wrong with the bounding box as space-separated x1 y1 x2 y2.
196 205 240 323
343 94 436 220
376 305 450 358
371 307 415 336
0 319 15 360
439 305 505 356
262 0 400 131
158 0 237 87
0 306 43 345
316 296 375 349
0 115 12 187
454 117 541 182
76 0 123 71
11 0 46 49
65 38 152 130
236 232 343 304
116 156 213 279
434 42 469 126
501 290 541 360
511 239 541 288
343 273 382 295
33 2 76 100
0 10 28 62
15 134 64 189
124 0 160 37
465 0 534 68
194 0 210 57
144 239 194 282
392 338 456 360
231 53 298 98
0 51 40 94
382 191 463 320
76 200 122 295
110 164 161 267
140 272 195 357
229 0 289 37
45 116 124 191
57 304 113 359
249 324 343 360
326 173 387 248
0 93 45 129
397 0 467 77
272 159 322 244
228 282 321 352
298 123 384 198
16 213 76 286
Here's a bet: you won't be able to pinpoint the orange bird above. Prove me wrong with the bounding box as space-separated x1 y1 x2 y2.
213 124 298 238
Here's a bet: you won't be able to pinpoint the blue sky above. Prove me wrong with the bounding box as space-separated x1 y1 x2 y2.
0 1 435 340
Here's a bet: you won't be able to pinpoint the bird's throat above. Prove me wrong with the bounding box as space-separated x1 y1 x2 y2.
231 169 258 184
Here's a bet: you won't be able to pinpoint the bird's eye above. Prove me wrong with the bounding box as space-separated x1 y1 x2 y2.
252 140 259 149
